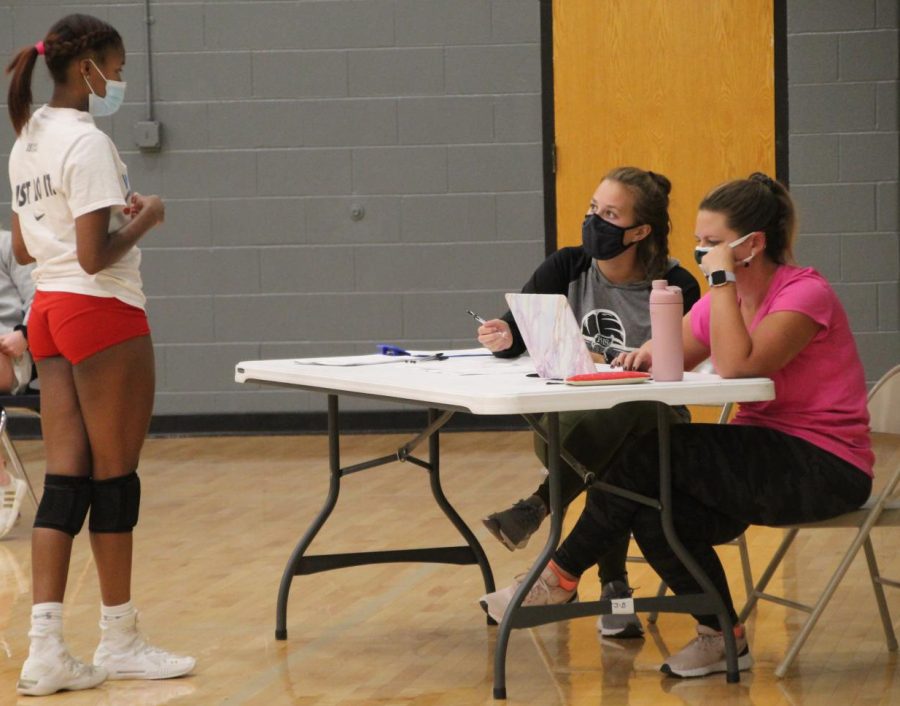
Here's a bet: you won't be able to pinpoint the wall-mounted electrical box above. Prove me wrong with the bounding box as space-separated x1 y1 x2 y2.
134 121 162 152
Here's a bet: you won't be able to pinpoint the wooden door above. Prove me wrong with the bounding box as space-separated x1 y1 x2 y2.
552 0 777 265
550 0 779 423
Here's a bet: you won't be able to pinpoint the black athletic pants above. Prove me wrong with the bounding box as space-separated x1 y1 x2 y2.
554 418 871 629
531 402 688 585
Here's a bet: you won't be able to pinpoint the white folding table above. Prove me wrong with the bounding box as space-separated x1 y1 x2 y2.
235 354 774 698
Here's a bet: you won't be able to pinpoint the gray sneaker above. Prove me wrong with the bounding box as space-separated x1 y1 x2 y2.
482 496 547 551
660 625 753 678
598 580 644 638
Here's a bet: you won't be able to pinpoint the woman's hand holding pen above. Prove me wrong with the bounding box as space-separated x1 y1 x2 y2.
613 340 652 371
477 319 512 352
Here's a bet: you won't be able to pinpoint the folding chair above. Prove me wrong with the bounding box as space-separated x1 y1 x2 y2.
868 363 900 434
738 363 900 677
0 392 41 508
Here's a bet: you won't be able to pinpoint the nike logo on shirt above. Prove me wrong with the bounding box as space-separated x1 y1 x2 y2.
34 213 45 221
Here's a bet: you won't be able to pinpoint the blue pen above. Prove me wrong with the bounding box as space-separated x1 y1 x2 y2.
376 344 410 356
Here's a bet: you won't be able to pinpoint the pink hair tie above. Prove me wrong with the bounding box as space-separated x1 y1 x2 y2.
34 41 45 55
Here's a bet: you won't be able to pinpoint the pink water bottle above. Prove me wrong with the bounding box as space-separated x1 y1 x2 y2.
649 280 684 381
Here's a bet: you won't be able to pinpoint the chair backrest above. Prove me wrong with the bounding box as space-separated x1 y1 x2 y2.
868 364 900 435
860 432 900 530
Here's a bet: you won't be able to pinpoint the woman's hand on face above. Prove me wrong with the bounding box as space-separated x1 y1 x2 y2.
700 241 736 274
477 319 512 352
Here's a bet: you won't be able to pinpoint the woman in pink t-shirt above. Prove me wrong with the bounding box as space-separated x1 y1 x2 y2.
479 173 873 679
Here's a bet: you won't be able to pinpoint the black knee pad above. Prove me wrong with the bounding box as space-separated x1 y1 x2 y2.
34 474 92 536
89 471 141 533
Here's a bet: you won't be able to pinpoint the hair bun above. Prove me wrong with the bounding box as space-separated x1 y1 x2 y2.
647 170 672 197
749 172 777 190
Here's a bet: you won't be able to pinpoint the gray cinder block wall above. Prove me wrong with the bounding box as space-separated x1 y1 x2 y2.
788 0 900 381
0 1 546 417
0 0 897 422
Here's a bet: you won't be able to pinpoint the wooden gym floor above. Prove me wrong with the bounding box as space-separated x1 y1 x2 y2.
0 430 897 705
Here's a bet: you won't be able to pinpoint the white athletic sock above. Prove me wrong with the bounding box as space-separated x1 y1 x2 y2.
28 602 64 656
98 602 139 652
100 601 135 622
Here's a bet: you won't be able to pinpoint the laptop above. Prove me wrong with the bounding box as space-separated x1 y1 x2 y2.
505 293 596 379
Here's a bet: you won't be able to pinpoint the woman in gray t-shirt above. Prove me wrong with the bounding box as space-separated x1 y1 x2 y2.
476 166 700 639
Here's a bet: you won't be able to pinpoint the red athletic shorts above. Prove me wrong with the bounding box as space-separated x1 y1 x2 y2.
29 291 151 365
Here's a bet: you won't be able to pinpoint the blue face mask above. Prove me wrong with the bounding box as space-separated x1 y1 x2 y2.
83 59 126 117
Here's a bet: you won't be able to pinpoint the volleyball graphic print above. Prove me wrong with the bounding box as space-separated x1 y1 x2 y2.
581 309 630 362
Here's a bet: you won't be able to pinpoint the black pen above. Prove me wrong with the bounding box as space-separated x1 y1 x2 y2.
466 309 487 325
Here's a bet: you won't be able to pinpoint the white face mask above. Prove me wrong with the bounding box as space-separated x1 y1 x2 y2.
83 59 126 117
694 232 756 275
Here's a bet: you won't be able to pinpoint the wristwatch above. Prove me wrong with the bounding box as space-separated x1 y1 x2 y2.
708 270 736 287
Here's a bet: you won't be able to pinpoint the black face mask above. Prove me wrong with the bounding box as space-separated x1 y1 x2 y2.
581 214 639 260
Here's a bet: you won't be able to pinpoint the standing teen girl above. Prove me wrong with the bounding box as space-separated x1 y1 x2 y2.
7 14 194 696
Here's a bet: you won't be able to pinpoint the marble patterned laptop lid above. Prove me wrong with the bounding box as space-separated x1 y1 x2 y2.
505 293 596 379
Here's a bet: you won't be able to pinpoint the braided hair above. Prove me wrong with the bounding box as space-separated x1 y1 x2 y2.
699 172 797 264
6 14 123 134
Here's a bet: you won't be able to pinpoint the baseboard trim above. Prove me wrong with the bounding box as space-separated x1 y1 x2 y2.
6 411 531 440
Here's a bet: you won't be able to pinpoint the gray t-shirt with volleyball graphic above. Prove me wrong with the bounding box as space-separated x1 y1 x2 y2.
568 263 657 362
497 246 700 363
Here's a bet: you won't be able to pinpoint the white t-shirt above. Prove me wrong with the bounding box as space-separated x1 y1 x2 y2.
8 105 144 309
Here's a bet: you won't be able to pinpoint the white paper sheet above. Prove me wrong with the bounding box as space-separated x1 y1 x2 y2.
293 348 494 367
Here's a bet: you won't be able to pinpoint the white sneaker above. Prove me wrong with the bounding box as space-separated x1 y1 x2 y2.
17 648 108 696
660 624 753 678
94 611 195 681
94 634 195 680
479 565 577 623
0 477 26 538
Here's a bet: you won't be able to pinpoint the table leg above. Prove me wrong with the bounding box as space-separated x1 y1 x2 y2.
276 399 495 642
489 406 740 694
655 404 739 682
275 394 342 640
492 411 563 700
425 408 496 602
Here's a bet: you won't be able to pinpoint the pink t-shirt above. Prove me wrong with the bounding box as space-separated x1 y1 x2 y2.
690 265 874 476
